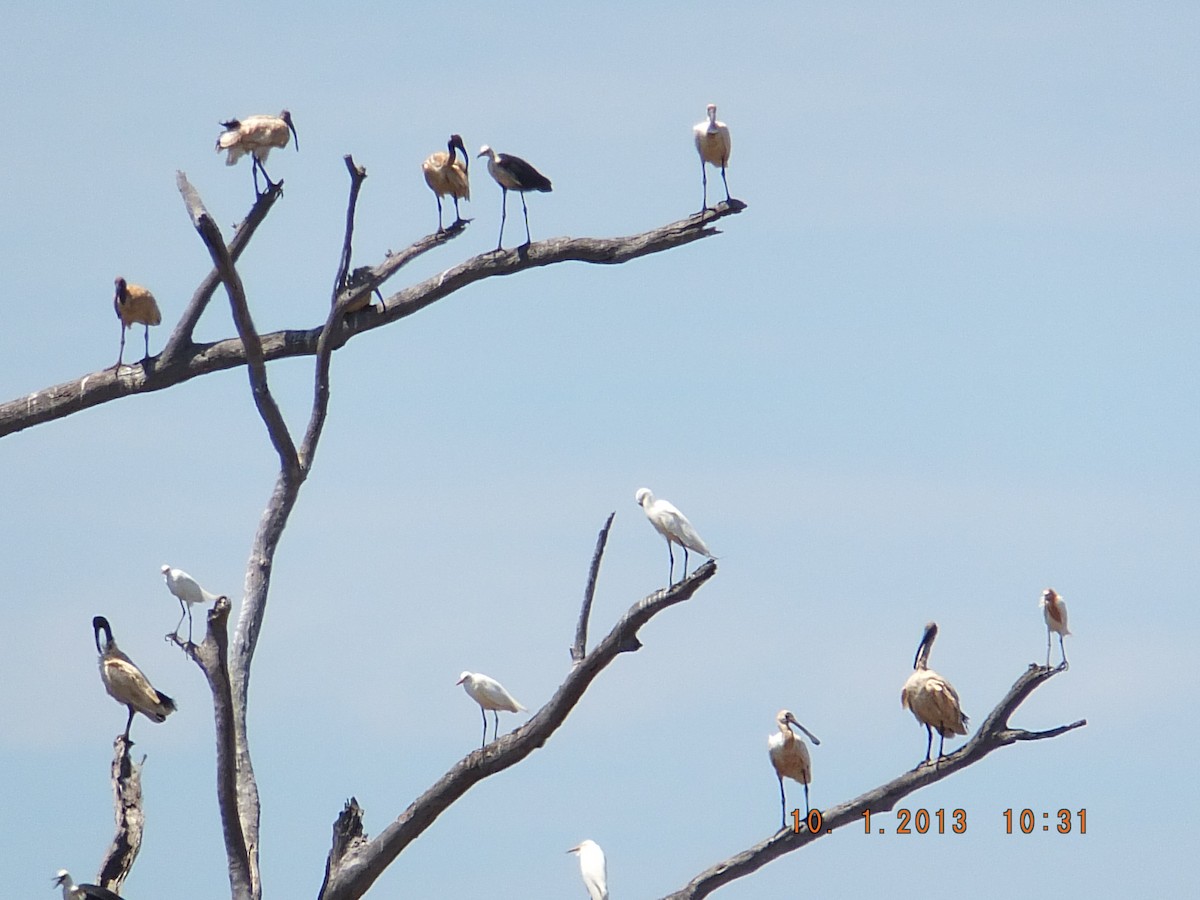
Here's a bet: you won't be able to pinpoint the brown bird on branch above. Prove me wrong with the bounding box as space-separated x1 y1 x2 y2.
767 709 820 828
93 615 176 739
112 276 161 369
901 621 968 766
423 134 471 232
216 109 299 195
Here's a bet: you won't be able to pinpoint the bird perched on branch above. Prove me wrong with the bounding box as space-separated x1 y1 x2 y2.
53 870 125 900
693 103 732 210
567 839 608 900
477 144 552 249
635 487 713 585
456 671 526 749
93 615 176 739
901 622 968 766
216 109 299 195
1040 588 1071 669
423 134 471 232
767 709 820 828
162 564 222 644
112 276 161 369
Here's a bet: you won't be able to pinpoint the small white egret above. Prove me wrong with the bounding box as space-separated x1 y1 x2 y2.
423 134 471 232
216 109 299 195
567 839 608 900
93 616 176 739
456 671 526 749
767 709 820 829
477 144 552 249
113 277 161 368
161 564 222 643
635 487 713 585
1040 588 1071 669
53 870 125 900
693 103 732 210
901 622 968 766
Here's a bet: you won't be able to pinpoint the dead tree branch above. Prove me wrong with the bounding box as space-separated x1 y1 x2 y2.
660 663 1086 900
95 735 143 894
572 511 615 662
0 201 745 440
318 553 720 900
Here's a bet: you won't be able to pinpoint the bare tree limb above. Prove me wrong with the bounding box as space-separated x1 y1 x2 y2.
572 511 615 662
332 156 367 305
96 735 143 894
176 172 300 475
0 201 745 440
318 558 720 900
659 663 1086 900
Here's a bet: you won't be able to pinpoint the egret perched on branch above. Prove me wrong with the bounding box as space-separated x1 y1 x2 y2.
423 134 471 232
901 622 968 766
112 276 161 369
457 671 526 749
635 487 713 585
1040 588 1071 669
53 870 125 900
693 103 732 210
477 144 552 249
216 109 299 195
162 564 222 643
567 840 608 900
767 709 820 828
93 616 176 739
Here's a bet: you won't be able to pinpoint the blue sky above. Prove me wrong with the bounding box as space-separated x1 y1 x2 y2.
1 2 1196 897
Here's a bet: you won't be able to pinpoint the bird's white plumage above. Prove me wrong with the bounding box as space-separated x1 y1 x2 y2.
693 103 732 168
767 710 817 786
568 839 608 900
457 671 525 713
162 565 219 608
216 111 295 166
635 488 712 557
54 870 125 900
1041 588 1070 636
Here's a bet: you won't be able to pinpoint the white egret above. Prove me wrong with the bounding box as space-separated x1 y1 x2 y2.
767 709 820 829
161 564 222 643
53 870 125 900
901 622 968 766
1040 588 1071 669
693 103 732 210
456 671 526 748
112 277 161 368
477 144 552 249
93 616 176 738
423 134 471 232
567 839 608 900
635 487 713 585
216 109 298 195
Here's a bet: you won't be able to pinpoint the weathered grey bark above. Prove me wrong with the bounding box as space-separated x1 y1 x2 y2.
572 511 615 662
0 201 745 439
95 735 143 894
318 556 720 900
659 663 1086 900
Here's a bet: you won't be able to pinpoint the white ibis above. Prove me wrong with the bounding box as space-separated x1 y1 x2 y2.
635 487 713 585
216 109 299 195
456 671 526 748
113 277 161 369
567 840 608 900
423 134 471 232
1040 588 1071 669
767 709 820 829
477 145 552 249
162 564 222 643
693 103 732 210
901 622 968 766
53 871 125 900
93 615 176 739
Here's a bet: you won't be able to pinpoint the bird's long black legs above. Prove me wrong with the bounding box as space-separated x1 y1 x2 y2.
682 546 690 580
173 600 187 640
492 710 500 743
520 192 531 245
667 542 675 585
721 164 731 203
1058 634 1069 670
778 776 787 830
803 782 810 817
924 724 933 764
142 324 151 361
497 187 508 250
435 195 445 233
700 160 709 211
479 707 488 749
116 325 126 368
124 707 135 740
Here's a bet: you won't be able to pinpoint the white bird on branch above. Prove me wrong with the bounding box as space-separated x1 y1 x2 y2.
901 622 968 766
423 133 471 232
693 103 732 210
53 870 125 900
767 709 820 829
567 839 608 900
1040 588 1071 669
457 671 526 748
635 487 713 585
93 616 176 739
112 276 161 369
477 144 552 249
216 109 299 196
162 564 222 643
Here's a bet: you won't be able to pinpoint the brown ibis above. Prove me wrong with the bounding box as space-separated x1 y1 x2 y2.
900 622 968 766
216 109 298 195
112 276 161 369
423 134 471 232
93 615 176 739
